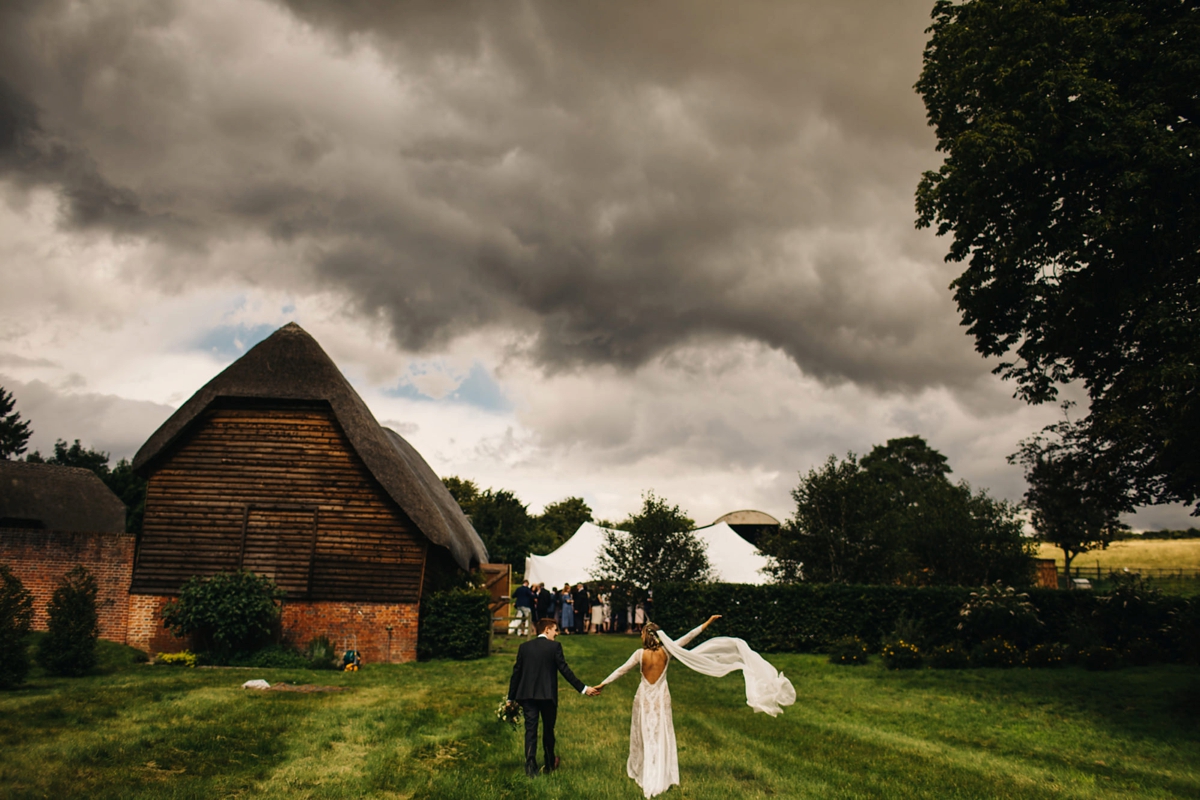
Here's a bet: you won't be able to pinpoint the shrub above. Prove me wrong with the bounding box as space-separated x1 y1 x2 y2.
1121 638 1161 667
418 588 491 660
305 635 338 670
37 566 100 677
1163 599 1200 664
156 650 198 668
927 643 970 669
231 644 309 669
957 583 1043 648
162 570 284 664
1023 642 1067 668
971 637 1020 668
0 565 34 689
881 639 923 670
826 636 870 666
1094 572 1170 650
1080 645 1121 671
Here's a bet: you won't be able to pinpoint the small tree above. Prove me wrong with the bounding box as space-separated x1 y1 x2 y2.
592 492 710 610
0 387 33 460
1011 417 1132 583
37 566 100 677
162 571 284 664
0 565 34 688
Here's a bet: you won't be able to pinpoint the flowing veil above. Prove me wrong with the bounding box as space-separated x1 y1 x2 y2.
655 629 797 716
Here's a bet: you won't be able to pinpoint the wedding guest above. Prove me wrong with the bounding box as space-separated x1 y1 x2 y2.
513 579 534 637
560 583 575 633
590 586 607 633
572 584 589 634
536 583 554 622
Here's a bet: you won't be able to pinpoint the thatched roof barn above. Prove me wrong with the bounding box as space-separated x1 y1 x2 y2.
130 322 487 604
0 460 126 532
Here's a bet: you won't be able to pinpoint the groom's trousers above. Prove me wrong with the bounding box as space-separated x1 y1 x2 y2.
520 699 557 776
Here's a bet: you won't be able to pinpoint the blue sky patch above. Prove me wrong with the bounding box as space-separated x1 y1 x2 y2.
195 323 277 360
384 362 512 413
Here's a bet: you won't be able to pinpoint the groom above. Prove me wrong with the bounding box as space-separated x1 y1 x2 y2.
507 617 601 777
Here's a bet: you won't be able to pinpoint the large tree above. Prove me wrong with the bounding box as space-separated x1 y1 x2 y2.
763 437 1034 586
593 492 710 608
0 387 32 460
915 0 1200 511
535 496 593 553
1010 415 1133 580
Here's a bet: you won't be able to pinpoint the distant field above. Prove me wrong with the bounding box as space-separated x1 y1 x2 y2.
1036 538 1200 570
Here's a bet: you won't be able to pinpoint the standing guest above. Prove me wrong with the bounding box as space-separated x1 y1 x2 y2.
573 584 589 634
592 586 608 633
513 579 534 637
560 583 575 633
536 584 554 623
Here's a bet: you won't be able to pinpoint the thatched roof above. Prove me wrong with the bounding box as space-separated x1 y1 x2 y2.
0 460 127 533
132 322 488 571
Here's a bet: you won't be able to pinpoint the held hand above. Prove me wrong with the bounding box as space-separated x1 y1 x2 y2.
704 614 722 628
586 685 602 696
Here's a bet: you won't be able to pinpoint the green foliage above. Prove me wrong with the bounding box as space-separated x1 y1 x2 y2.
825 636 870 666
927 643 971 670
0 386 32 459
418 588 491 660
304 635 338 670
161 570 284 663
0 564 34 688
536 496 593 553
763 437 1034 586
1023 642 1068 669
916 0 1200 511
972 637 1020 668
1092 571 1168 651
593 492 708 608
37 566 99 677
1080 645 1121 672
1011 419 1131 576
155 650 198 668
881 639 923 670
956 583 1043 649
231 644 309 669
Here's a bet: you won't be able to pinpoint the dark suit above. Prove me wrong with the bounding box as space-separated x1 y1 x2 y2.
507 635 586 776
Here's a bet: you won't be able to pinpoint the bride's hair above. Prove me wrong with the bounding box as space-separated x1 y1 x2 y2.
641 622 662 651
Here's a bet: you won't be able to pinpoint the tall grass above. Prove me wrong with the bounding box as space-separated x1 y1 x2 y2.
2 635 1197 799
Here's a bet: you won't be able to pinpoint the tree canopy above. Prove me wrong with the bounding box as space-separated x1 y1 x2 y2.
915 0 1200 511
592 492 710 607
0 387 32 460
762 437 1034 586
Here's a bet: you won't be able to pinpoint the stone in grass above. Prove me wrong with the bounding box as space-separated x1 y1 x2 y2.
242 679 271 690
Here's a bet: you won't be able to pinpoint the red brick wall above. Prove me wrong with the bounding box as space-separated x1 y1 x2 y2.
127 594 419 663
282 601 419 664
0 528 135 644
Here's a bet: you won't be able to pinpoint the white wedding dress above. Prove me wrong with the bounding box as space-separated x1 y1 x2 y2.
601 625 796 798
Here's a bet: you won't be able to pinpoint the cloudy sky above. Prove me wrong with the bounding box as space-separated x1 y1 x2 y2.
0 0 1190 530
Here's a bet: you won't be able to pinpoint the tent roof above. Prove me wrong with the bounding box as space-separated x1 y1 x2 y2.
524 521 770 587
132 322 488 571
0 460 126 533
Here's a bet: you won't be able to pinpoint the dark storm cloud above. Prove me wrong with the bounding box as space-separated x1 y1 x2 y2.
0 0 976 390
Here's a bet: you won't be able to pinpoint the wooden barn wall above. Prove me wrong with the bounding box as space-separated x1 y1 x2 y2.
131 406 427 603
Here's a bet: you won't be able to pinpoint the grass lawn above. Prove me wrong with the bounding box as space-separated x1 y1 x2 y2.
2 634 1198 799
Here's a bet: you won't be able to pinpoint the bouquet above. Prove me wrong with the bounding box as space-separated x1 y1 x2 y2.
496 697 522 730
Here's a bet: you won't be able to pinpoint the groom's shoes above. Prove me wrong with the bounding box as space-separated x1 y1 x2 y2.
543 756 560 774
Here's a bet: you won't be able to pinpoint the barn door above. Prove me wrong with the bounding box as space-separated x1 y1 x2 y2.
480 563 512 633
239 505 318 597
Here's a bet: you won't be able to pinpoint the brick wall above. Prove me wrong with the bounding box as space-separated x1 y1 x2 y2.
127 594 419 663
282 601 420 664
0 528 135 644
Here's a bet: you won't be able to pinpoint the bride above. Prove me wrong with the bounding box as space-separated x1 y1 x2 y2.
596 615 796 798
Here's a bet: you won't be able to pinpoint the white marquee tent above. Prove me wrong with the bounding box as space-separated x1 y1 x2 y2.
523 521 771 587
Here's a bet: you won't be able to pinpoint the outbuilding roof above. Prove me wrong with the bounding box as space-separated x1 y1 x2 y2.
0 460 127 533
132 322 488 571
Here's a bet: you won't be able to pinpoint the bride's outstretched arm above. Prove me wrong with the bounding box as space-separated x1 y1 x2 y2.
596 649 642 687
676 614 722 648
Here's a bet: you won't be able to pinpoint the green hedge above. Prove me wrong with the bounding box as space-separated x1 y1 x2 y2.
654 582 1195 659
418 588 491 661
